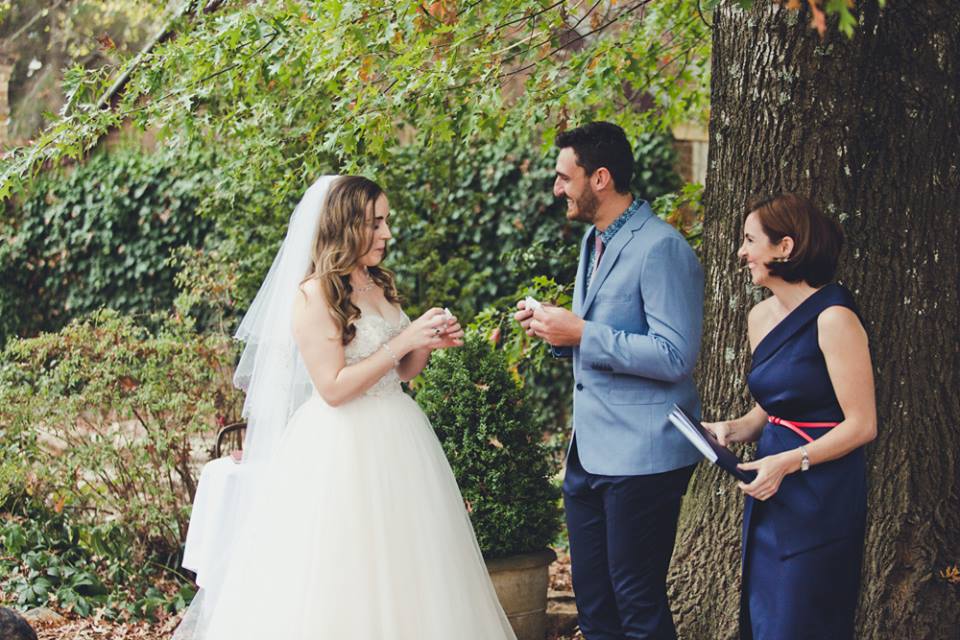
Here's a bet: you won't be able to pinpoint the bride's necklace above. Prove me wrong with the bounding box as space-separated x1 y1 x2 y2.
353 268 376 294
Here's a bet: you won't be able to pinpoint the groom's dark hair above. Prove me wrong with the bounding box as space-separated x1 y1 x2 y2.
555 121 633 194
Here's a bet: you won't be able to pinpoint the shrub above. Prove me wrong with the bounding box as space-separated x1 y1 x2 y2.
415 334 562 558
0 308 242 564
0 146 215 345
464 276 575 446
0 246 242 619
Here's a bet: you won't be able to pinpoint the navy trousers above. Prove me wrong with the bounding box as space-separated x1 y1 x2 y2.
563 437 694 640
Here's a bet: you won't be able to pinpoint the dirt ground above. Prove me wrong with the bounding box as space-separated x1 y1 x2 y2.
31 614 180 640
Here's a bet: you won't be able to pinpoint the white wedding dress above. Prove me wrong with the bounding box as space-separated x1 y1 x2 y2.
176 313 516 640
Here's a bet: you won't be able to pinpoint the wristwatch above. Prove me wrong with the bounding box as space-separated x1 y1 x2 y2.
798 445 810 472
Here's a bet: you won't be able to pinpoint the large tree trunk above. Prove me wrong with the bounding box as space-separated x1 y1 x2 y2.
669 2 960 638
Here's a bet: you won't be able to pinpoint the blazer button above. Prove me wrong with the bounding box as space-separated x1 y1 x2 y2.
576 383 584 391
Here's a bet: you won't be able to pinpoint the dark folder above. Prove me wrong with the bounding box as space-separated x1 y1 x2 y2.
667 404 757 483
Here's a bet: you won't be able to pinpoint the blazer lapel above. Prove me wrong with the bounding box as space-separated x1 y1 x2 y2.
573 228 591 316
581 204 655 316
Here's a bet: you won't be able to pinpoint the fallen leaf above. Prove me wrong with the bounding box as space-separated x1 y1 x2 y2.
96 33 116 50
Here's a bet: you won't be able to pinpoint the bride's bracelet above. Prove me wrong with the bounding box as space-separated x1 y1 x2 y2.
381 342 400 368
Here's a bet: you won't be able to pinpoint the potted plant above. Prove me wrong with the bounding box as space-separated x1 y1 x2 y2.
416 332 562 640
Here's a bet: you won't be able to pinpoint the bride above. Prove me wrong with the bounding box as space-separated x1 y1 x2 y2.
174 176 516 639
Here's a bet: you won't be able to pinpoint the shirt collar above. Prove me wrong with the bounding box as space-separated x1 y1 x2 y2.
595 198 640 246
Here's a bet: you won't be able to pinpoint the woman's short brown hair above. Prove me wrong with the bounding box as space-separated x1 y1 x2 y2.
746 192 843 287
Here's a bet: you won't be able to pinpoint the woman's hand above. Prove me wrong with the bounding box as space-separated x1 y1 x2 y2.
736 450 802 501
400 308 450 351
702 421 734 447
435 313 464 349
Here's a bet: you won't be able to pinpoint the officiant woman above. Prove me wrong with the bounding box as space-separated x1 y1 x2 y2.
703 192 877 640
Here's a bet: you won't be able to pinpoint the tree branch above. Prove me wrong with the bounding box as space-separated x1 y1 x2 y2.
498 0 656 81
427 0 566 53
1 0 69 49
500 0 605 67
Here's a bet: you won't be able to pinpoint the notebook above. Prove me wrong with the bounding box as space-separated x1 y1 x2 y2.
667 404 757 483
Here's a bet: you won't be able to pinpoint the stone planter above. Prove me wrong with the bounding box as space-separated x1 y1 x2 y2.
486 548 558 640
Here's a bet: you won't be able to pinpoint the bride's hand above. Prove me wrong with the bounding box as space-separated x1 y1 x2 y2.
401 308 450 351
702 420 734 447
435 314 464 349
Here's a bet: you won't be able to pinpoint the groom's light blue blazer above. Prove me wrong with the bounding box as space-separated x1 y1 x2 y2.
564 200 704 476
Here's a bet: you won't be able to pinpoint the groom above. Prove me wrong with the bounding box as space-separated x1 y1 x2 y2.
515 122 704 639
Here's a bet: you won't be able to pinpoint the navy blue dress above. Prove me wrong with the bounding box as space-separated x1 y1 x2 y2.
741 284 868 640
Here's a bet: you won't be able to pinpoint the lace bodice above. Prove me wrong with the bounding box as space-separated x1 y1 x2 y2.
343 311 410 397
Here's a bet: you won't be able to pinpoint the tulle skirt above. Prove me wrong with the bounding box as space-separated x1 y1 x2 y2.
175 389 515 640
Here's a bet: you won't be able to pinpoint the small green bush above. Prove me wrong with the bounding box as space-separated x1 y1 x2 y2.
0 247 241 619
415 334 562 559
0 308 242 564
464 276 575 445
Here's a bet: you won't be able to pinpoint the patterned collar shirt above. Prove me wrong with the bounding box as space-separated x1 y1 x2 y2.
585 198 640 289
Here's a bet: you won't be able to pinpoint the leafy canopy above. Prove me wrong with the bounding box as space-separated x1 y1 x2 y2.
1 0 711 203
0 0 883 202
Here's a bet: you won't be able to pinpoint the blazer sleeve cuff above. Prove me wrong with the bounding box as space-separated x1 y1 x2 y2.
580 320 615 370
550 345 573 359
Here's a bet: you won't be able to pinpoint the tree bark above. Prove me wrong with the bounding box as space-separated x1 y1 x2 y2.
670 2 960 638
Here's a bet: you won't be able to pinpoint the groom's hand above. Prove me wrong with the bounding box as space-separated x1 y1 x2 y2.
529 306 585 347
513 301 536 336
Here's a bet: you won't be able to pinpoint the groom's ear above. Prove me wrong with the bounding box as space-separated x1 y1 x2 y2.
591 166 614 193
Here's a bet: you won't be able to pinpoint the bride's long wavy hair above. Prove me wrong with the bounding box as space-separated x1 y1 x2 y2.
302 176 401 345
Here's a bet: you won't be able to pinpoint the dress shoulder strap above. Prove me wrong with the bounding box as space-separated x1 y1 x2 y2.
752 283 861 366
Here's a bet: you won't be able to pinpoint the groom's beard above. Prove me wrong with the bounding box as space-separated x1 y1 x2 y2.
566 189 600 223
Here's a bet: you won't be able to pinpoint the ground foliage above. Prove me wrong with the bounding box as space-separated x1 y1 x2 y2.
0 290 242 617
0 501 195 621
0 243 243 620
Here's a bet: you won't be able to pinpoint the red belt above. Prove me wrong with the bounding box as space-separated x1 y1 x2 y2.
768 415 839 443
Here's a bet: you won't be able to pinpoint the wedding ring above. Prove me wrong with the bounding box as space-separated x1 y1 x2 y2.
433 327 441 336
